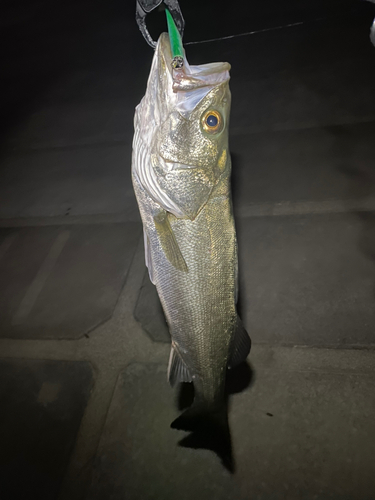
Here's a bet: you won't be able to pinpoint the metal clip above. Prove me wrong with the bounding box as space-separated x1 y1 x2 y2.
136 0 185 48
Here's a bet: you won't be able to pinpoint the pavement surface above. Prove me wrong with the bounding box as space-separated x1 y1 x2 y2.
1 1 375 499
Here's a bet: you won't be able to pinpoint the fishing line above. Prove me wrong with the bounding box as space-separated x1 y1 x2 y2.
184 14 353 45
185 21 306 45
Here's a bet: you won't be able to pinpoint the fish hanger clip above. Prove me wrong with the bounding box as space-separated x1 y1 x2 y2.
136 0 185 48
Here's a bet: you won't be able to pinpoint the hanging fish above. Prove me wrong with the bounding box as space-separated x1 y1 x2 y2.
132 3 250 464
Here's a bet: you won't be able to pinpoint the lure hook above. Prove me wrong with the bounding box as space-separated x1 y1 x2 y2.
136 0 185 48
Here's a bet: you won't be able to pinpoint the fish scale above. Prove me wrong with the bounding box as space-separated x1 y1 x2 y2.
132 32 250 414
133 167 237 404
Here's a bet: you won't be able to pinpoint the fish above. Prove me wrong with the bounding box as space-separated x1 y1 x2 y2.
367 1 375 47
132 31 251 462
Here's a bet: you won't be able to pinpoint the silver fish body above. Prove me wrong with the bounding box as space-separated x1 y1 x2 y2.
132 33 250 412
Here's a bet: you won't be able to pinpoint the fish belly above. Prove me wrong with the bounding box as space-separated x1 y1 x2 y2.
132 171 237 405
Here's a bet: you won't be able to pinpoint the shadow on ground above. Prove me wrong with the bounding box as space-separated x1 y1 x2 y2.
173 361 255 472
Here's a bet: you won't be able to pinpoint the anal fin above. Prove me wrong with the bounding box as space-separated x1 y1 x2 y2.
154 211 188 273
168 344 192 387
228 317 251 369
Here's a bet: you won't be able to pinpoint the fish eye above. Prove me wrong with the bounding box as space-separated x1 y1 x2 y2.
201 110 222 134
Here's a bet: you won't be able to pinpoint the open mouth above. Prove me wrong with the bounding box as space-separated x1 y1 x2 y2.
158 33 230 116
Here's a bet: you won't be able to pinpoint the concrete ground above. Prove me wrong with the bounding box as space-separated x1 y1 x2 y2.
1 1 375 499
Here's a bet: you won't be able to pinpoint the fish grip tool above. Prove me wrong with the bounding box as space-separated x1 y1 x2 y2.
136 0 185 50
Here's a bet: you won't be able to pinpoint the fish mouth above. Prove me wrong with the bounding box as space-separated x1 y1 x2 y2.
158 32 230 106
156 32 231 118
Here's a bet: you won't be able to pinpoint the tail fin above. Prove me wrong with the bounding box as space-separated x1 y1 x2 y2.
171 404 234 472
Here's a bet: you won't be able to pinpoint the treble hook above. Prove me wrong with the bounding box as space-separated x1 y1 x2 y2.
136 0 185 48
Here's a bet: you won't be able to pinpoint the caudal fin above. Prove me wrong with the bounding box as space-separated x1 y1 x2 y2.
171 404 234 472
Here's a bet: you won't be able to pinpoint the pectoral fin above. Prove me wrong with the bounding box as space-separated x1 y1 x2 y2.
168 343 192 387
144 230 155 284
228 317 251 369
154 211 188 272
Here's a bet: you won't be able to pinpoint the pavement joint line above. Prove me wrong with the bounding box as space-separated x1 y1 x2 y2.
0 237 168 366
0 233 165 500
1 197 375 229
0 339 374 362
235 198 375 217
4 116 375 154
230 115 375 136
0 340 83 362
6 137 132 154
56 235 169 500
57 367 120 500
0 214 141 227
12 230 71 325
252 366 375 376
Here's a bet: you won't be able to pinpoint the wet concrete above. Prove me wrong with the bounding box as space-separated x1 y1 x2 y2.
87 350 375 500
0 223 140 339
0 359 93 500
